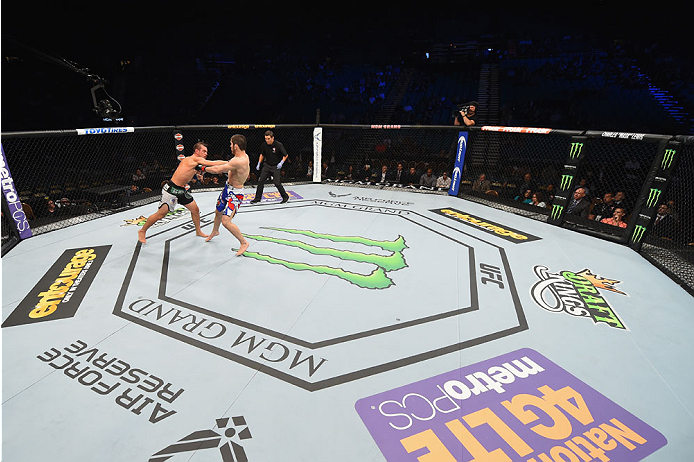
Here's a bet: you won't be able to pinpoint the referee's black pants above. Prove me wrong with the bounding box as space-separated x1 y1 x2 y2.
254 164 288 201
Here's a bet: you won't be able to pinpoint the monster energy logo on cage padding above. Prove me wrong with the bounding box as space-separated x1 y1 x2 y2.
550 204 564 220
569 142 583 159
661 148 676 170
646 188 662 208
560 174 573 190
240 228 408 289
631 224 647 244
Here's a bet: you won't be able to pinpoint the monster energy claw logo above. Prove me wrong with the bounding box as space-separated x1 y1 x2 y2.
550 204 564 220
647 188 662 208
240 227 408 289
569 142 583 159
632 224 647 244
560 174 573 190
661 149 676 170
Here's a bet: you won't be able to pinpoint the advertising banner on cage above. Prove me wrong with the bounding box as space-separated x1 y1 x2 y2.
76 127 134 135
0 143 32 240
448 131 468 196
313 127 322 183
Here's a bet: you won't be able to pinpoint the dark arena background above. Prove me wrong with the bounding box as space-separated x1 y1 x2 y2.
2 4 693 462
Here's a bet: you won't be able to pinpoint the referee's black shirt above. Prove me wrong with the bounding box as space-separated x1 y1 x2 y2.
260 140 288 166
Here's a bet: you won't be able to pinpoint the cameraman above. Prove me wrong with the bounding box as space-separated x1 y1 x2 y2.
454 101 478 126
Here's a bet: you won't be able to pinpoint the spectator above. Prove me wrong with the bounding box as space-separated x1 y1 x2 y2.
402 166 419 185
666 199 679 222
343 164 355 180
600 207 628 228
651 203 675 239
518 172 536 197
44 198 58 217
436 171 451 189
573 178 591 199
358 163 373 181
589 192 616 221
566 187 591 218
530 191 546 208
543 183 556 204
613 191 626 209
392 162 405 184
133 168 146 182
472 173 491 192
189 171 205 186
515 188 533 204
377 164 389 183
321 162 333 179
305 160 314 180
419 167 437 187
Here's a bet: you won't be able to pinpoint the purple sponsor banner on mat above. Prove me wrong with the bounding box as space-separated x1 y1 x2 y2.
355 348 666 462
244 190 303 203
1 143 32 239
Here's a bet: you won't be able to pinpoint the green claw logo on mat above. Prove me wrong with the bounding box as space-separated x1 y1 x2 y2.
241 227 408 289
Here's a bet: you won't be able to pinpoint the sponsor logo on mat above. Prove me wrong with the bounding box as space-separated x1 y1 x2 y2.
530 266 628 329
37 339 183 425
3 245 111 327
356 348 666 462
240 227 409 289
431 207 541 243
150 416 252 462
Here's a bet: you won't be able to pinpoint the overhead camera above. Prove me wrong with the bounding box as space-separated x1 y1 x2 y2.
90 79 122 119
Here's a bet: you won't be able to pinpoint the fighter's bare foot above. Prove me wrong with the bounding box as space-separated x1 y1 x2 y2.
197 231 209 239
138 229 147 244
205 231 220 242
235 242 249 256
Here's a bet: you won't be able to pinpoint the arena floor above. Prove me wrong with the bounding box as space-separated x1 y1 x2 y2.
2 183 692 461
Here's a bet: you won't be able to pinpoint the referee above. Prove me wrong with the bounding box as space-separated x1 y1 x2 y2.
251 130 290 203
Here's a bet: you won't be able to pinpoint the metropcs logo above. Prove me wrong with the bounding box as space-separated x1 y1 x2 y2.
530 266 628 329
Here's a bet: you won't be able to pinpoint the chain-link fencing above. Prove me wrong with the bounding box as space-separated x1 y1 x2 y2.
2 124 692 294
639 136 694 292
320 124 460 187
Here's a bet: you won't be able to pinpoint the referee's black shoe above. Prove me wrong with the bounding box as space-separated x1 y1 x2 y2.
281 196 289 204
250 198 261 204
